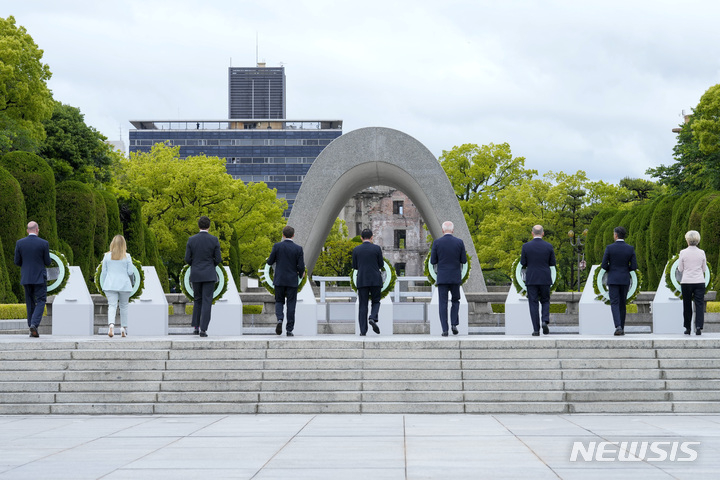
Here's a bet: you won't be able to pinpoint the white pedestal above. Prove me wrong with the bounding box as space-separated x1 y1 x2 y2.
578 265 615 335
504 286 534 335
127 267 168 336
429 286 469 336
652 262 684 334
292 281 318 336
354 294 393 336
52 266 93 336
208 267 243 336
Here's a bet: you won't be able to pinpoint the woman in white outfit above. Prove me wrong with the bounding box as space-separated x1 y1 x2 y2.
100 235 134 337
678 230 706 335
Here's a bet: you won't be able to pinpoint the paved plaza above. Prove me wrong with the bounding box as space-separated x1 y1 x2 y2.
0 414 718 479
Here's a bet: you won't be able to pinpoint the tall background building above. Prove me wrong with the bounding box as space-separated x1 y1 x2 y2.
228 63 286 119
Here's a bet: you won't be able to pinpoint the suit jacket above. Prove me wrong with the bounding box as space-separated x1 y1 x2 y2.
14 234 51 285
184 231 222 283
268 239 305 287
520 237 556 285
601 240 637 286
352 241 384 288
100 252 134 292
430 233 467 285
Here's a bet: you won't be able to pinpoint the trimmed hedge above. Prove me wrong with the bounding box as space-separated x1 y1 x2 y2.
0 151 59 249
701 196 720 290
0 236 15 303
92 189 108 268
586 209 616 265
668 191 705 255
688 192 718 232
143 224 169 292
98 190 121 237
0 304 46 319
647 196 676 290
0 166 26 301
117 194 146 263
56 181 96 284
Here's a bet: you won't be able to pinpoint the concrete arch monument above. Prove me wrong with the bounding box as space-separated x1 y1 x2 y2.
287 127 487 292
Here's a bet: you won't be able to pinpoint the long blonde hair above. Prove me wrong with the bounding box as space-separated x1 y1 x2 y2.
109 235 127 260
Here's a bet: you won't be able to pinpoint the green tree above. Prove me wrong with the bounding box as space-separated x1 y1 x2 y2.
700 196 720 286
56 181 96 284
618 177 663 201
0 236 15 303
98 189 121 238
647 196 676 289
0 150 58 248
0 165 26 300
0 16 53 154
39 102 120 184
314 218 360 278
586 209 616 265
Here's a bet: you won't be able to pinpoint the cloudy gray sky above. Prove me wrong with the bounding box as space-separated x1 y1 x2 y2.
7 0 720 183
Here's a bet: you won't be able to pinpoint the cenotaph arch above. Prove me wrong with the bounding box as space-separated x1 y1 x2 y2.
287 126 487 292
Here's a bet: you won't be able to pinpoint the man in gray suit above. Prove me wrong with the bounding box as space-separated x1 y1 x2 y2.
352 228 384 336
14 221 51 338
185 216 222 337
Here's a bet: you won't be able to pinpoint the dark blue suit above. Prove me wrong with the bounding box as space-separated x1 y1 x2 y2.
185 231 222 332
14 234 51 329
352 241 384 335
601 240 637 328
520 237 556 333
268 239 305 332
430 234 467 333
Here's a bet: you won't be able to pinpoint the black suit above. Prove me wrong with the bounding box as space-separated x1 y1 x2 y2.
601 240 637 329
352 241 384 335
185 231 222 332
520 237 556 333
267 239 305 333
430 233 467 333
14 234 51 329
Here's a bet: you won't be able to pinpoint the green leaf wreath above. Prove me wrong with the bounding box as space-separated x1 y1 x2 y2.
94 257 146 303
350 257 397 299
664 253 714 299
592 267 642 305
423 249 472 286
47 250 70 295
258 261 309 296
510 256 559 296
180 264 229 304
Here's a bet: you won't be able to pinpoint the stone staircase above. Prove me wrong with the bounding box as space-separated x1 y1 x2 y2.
0 337 719 414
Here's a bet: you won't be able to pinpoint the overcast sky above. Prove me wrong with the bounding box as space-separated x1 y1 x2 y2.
7 0 720 183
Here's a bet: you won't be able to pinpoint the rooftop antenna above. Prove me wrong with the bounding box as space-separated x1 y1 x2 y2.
256 32 259 66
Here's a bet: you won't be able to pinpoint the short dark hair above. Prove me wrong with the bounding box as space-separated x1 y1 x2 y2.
361 229 373 240
283 226 295 238
198 216 211 230
614 226 627 239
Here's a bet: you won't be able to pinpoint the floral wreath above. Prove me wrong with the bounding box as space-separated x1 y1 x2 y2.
94 257 146 303
423 250 472 286
350 258 397 299
664 253 713 299
180 264 228 304
47 250 70 295
592 267 642 305
510 256 559 296
258 262 309 296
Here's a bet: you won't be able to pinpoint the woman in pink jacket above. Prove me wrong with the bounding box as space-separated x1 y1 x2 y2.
678 230 706 335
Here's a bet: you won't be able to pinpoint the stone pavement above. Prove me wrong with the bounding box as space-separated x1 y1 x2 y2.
1 414 718 479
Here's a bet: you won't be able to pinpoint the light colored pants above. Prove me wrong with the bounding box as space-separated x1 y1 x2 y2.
106 290 130 327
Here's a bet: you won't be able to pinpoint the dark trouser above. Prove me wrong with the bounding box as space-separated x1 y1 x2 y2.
608 284 629 329
275 285 298 333
526 284 550 333
192 281 215 332
681 283 705 330
438 283 461 333
24 283 47 328
357 285 381 335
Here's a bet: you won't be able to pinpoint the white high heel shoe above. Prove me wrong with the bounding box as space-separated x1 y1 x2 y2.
108 324 114 337
121 327 127 337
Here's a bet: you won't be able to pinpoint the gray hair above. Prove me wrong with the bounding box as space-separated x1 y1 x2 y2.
441 221 454 233
685 230 701 246
532 225 544 236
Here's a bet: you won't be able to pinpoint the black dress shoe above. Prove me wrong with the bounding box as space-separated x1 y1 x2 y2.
286 332 294 337
441 331 449 337
696 328 702 336
369 319 380 334
29 327 39 338
452 325 458 335
531 331 540 336
614 327 624 336
199 331 208 337
542 322 549 335
684 329 691 335
275 321 282 335
359 333 366 336
193 328 199 335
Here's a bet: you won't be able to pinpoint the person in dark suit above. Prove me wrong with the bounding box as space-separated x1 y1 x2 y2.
520 225 556 336
430 221 467 336
601 226 637 336
184 216 222 337
14 221 51 338
352 228 384 336
267 226 305 337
